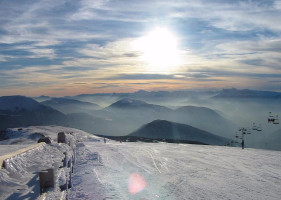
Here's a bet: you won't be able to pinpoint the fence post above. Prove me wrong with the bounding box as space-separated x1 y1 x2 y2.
39 168 55 194
58 132 66 143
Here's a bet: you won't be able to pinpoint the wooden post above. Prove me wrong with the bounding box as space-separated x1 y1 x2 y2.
39 168 55 194
58 132 66 143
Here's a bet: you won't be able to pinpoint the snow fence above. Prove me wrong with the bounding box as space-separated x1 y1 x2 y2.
0 131 79 200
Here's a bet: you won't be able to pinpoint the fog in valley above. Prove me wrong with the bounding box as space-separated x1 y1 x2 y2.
2 88 280 150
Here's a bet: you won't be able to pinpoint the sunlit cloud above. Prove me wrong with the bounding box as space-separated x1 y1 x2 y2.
0 0 281 96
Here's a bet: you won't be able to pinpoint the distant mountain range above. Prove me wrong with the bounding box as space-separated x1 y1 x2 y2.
129 120 229 145
103 98 236 138
213 88 281 99
0 95 235 139
0 96 66 130
105 98 171 113
0 95 45 111
32 95 51 102
60 89 217 107
171 106 237 138
1 94 280 150
0 96 115 136
42 98 101 114
32 88 281 103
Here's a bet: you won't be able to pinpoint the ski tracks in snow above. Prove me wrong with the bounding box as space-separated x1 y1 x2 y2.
69 139 281 200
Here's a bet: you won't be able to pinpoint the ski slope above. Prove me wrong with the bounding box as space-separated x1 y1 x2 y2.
69 139 281 200
1 126 280 200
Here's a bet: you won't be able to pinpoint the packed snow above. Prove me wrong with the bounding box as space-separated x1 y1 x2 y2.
0 126 90 199
0 145 33 156
1 126 281 200
69 139 281 199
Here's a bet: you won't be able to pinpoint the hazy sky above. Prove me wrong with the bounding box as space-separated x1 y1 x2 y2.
1 0 281 96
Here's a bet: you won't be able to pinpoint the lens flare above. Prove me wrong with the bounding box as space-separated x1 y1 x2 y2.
129 173 147 195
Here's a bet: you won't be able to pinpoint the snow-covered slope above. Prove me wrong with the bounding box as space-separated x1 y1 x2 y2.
70 137 281 200
1 126 281 200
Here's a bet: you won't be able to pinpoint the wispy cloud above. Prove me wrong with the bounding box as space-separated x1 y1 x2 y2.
107 73 183 80
1 0 281 95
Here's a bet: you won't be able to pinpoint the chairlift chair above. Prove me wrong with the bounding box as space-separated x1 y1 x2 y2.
268 112 274 123
252 123 258 130
257 124 262 132
273 115 279 124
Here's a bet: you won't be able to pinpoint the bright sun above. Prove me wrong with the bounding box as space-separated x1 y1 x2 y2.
134 27 182 72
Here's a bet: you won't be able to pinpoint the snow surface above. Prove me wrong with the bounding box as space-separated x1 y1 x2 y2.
0 126 91 199
1 126 281 200
69 139 281 200
0 143 66 199
0 126 89 145
0 145 32 156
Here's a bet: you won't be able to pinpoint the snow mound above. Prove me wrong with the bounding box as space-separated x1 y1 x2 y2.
0 126 91 145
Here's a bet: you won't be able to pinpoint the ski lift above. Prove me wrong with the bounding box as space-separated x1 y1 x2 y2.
235 131 239 139
268 112 274 123
252 123 258 130
273 115 279 124
257 124 262 132
268 112 280 124
239 127 247 132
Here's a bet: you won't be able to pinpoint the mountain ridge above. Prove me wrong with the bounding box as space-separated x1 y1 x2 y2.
129 120 229 145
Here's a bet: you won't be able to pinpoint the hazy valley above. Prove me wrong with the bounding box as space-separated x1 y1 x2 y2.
1 88 280 150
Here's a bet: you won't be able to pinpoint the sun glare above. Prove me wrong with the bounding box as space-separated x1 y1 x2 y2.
135 27 182 72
